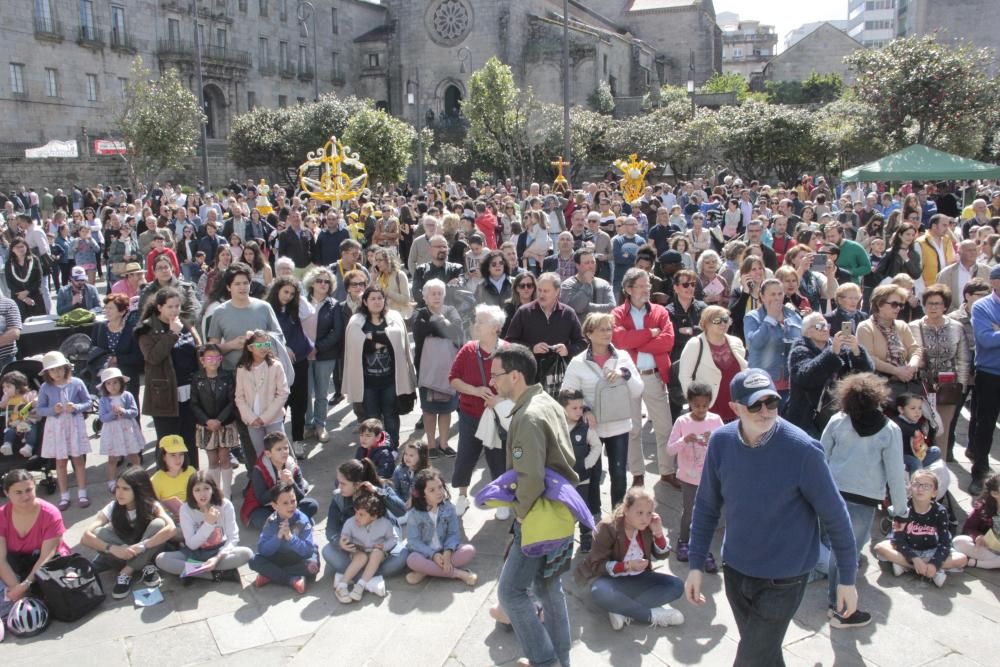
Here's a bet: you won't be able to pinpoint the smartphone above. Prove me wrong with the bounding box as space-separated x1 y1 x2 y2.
811 251 828 272
841 321 853 335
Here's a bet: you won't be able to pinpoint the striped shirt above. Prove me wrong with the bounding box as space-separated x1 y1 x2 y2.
0 297 22 361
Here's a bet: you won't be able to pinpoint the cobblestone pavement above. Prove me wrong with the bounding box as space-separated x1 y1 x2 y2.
2 402 999 666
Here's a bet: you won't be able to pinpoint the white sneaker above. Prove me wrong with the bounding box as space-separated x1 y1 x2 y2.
291 441 306 458
0 443 12 456
932 571 947 588
608 612 630 631
455 495 470 516
316 427 329 442
892 563 906 577
366 575 387 597
495 506 511 521
649 607 685 627
18 444 32 458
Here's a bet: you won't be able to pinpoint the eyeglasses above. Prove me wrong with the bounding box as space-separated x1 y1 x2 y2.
348 281 367 287
746 396 781 413
925 300 945 308
677 282 696 289
710 316 731 325
490 260 505 267
201 355 223 362
517 283 536 290
910 482 935 491
489 370 511 380
885 301 904 309
252 341 272 349
314 278 331 284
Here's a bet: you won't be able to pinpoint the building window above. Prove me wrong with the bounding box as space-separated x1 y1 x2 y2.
864 19 894 30
278 94 287 108
9 63 26 95
297 96 305 105
111 4 127 47
279 0 287 22
239 0 247 11
216 28 227 48
331 7 338 34
168 18 180 43
259 36 269 64
35 0 55 32
247 91 256 109
367 53 380 68
86 73 98 101
603 54 608 75
608 75 617 97
118 77 128 100
45 68 58 97
331 51 340 75
280 41 289 68
259 0 268 18
733 47 743 57
299 44 309 69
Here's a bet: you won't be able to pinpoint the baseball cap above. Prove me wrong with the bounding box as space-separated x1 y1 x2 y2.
71 266 87 281
158 435 187 454
730 369 780 407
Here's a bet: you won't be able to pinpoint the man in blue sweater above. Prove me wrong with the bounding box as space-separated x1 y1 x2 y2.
968 265 1000 495
684 369 864 665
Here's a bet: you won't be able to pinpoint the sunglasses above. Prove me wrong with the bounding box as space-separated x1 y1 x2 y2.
746 396 781 413
252 341 272 349
314 278 331 284
517 283 536 289
812 323 829 331
885 301 904 309
710 316 731 325
677 282 696 289
348 281 367 287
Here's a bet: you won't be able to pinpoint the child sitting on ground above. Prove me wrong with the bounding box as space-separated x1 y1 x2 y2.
241 431 317 529
954 473 1000 569
392 441 429 511
405 468 477 587
558 389 602 553
873 469 968 587
0 371 38 459
150 435 195 531
666 382 723 572
355 418 396 480
335 491 396 603
249 482 319 594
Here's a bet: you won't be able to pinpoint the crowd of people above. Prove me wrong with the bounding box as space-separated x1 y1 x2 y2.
1 174 1000 664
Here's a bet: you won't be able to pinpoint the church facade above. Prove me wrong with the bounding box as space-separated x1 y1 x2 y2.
0 0 720 162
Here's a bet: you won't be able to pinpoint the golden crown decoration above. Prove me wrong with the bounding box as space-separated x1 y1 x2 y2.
613 154 656 203
297 135 369 204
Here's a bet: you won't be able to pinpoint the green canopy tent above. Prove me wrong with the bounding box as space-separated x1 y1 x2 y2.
841 144 1000 182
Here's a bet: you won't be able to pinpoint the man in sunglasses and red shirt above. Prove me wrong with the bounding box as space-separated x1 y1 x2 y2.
685 368 866 665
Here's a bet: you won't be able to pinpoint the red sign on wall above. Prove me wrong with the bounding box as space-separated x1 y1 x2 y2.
93 140 127 155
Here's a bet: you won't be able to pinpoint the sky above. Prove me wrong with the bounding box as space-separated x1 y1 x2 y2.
713 0 847 51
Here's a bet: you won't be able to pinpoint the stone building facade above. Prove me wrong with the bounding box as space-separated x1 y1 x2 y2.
763 22 863 86
717 14 777 81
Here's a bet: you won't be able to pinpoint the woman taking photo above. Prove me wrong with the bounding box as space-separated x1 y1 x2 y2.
561 313 643 508
5 238 45 319
784 244 839 314
475 250 513 307
501 272 536 339
90 294 143 400
449 305 508 517
786 312 873 437
303 267 341 444
372 247 412 320
727 255 766 342
910 284 970 462
413 279 464 458
857 284 923 399
343 285 415 451
267 276 313 456
135 287 202 468
0 469 71 604
678 305 747 423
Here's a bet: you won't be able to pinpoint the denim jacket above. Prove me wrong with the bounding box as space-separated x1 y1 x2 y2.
743 304 802 384
325 485 406 543
406 501 461 559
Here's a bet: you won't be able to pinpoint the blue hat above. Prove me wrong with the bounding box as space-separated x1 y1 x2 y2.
990 265 1000 281
730 368 780 407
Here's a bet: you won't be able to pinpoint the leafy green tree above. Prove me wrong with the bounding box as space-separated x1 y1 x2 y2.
664 109 724 180
529 104 609 182
431 142 470 177
703 71 750 102
588 80 615 115
342 107 416 185
846 35 995 155
766 73 844 105
716 102 820 184
464 56 535 183
114 58 205 191
812 97 887 176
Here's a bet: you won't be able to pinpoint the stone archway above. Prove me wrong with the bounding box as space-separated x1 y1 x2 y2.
203 83 228 139
433 78 466 119
444 84 463 118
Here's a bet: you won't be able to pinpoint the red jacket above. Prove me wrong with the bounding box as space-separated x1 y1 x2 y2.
612 301 675 383
239 456 275 526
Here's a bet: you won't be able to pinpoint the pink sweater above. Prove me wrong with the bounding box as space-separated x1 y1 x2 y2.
666 412 724 486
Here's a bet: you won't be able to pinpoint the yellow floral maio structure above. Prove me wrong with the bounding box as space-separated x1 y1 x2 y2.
297 135 369 205
613 154 656 203
254 178 273 216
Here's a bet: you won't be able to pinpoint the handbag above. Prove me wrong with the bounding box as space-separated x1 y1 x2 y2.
418 336 457 396
35 553 105 622
811 382 838 433
583 359 633 424
919 324 963 406
397 392 417 415
537 353 567 399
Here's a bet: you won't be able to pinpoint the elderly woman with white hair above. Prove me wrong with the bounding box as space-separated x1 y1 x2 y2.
412 278 465 458
696 249 729 306
448 304 509 517
785 311 874 437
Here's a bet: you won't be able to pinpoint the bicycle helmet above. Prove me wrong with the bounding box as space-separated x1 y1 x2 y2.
6 597 49 637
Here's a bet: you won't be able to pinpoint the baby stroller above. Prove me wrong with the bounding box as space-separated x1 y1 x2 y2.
59 333 102 436
0 359 56 494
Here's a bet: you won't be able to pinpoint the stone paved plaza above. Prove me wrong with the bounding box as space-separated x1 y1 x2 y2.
2 402 1000 666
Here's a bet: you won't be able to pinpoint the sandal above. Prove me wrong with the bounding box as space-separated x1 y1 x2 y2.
57 497 70 511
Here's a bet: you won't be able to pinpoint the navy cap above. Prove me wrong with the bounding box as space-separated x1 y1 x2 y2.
658 250 683 265
730 368 780 407
991 265 1000 281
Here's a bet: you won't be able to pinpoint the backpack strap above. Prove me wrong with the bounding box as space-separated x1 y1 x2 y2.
691 337 704 383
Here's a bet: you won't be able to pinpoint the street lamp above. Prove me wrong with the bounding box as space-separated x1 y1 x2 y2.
561 0 571 179
407 69 423 188
192 1 209 187
687 50 696 119
297 0 320 102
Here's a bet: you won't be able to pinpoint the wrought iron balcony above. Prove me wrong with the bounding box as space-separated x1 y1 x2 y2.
77 25 104 47
33 15 63 41
279 62 297 78
110 30 137 53
297 63 314 81
259 59 277 76
157 39 252 68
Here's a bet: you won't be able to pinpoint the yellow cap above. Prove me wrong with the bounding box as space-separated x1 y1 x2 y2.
158 435 187 454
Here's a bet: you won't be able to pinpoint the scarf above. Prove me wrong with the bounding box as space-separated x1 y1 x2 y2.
850 410 888 437
871 314 904 367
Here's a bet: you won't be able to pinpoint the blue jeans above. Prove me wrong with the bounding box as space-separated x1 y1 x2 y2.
249 550 318 586
248 498 319 531
723 565 809 667
306 358 337 428
321 541 409 578
602 432 629 508
0 354 15 372
904 446 941 473
827 500 874 608
589 570 683 623
497 522 571 667
363 382 400 450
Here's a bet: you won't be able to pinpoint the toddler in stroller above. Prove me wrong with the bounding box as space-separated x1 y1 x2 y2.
0 370 40 458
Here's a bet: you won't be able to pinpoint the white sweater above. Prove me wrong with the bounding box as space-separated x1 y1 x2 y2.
180 499 241 552
560 347 643 438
